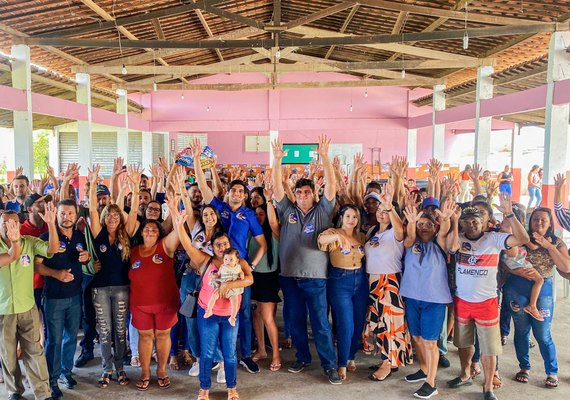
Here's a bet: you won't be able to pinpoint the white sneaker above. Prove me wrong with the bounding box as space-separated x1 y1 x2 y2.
216 367 226 384
188 361 200 377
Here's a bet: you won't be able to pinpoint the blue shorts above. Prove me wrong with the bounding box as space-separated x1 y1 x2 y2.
405 297 447 341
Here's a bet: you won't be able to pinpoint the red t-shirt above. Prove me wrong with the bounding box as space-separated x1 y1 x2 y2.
20 220 49 289
129 240 179 308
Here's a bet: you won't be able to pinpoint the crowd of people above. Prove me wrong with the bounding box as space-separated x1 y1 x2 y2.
0 136 568 400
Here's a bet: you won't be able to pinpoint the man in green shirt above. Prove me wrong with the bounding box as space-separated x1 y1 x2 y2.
0 205 59 400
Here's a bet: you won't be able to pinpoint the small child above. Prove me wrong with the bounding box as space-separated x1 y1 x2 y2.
204 248 244 326
501 210 544 321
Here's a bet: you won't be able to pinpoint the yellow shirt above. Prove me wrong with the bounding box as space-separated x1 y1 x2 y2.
318 228 365 269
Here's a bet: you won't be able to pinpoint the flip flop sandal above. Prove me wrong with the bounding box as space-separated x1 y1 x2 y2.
269 363 282 372
470 364 482 378
228 388 240 400
515 371 529 384
98 372 113 389
158 376 171 390
117 370 130 386
492 374 502 389
523 306 545 322
368 370 391 382
136 378 151 391
347 360 357 372
198 389 210 400
252 353 267 362
169 356 179 370
130 356 141 368
545 376 559 389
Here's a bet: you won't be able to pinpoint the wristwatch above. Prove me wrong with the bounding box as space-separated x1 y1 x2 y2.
249 263 256 271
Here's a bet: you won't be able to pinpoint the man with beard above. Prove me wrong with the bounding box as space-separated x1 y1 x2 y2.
271 135 341 385
35 200 92 399
0 205 59 400
446 194 529 400
5 175 30 217
190 140 267 375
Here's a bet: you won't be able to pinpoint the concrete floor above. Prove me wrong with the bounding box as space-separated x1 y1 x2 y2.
3 296 570 400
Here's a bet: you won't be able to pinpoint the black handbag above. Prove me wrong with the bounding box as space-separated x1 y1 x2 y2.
179 258 210 318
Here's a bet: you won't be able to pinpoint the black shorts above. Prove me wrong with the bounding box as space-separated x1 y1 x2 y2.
251 270 281 303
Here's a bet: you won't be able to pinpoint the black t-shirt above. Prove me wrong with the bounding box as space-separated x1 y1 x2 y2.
40 228 85 299
91 228 130 288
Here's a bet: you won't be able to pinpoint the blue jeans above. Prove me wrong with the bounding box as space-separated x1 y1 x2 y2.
180 271 222 361
438 308 448 356
327 267 368 367
44 295 82 384
499 291 511 337
238 285 252 358
128 317 139 357
280 276 337 370
504 276 558 375
169 315 189 356
528 186 542 208
197 306 238 390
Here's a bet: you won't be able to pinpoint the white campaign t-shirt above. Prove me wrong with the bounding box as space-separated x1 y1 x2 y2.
364 228 404 274
455 231 511 302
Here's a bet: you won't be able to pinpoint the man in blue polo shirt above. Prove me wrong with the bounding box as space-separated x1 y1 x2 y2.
190 141 267 375
35 199 91 399
5 174 30 217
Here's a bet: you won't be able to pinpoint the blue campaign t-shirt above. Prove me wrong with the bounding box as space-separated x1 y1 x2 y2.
40 229 85 299
210 197 263 261
5 199 24 213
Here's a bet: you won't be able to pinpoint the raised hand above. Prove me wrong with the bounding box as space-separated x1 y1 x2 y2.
174 210 187 227
495 192 513 215
379 183 394 206
174 166 187 191
404 191 420 209
6 219 21 243
486 180 497 197
189 138 202 160
403 205 421 224
127 164 142 190
15 166 23 177
271 139 288 160
263 173 274 199
39 201 57 225
314 176 324 194
554 173 566 190
317 134 331 159
435 197 455 220
158 157 171 175
149 163 162 178
112 157 125 177
469 163 482 181
87 164 101 185
64 163 80 181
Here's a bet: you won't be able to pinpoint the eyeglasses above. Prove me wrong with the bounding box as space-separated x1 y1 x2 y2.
147 207 161 213
105 213 120 220
213 241 230 248
416 222 434 229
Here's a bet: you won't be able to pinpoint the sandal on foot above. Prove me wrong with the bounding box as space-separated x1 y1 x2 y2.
515 371 529 383
98 372 113 389
523 306 544 322
228 388 240 400
470 363 482 378
347 360 356 372
283 337 292 349
136 378 150 391
169 355 179 370
117 370 129 386
545 376 559 388
493 373 502 389
130 356 141 368
197 389 210 400
251 352 267 362
157 376 171 390
270 362 282 372
368 369 391 382
338 367 347 381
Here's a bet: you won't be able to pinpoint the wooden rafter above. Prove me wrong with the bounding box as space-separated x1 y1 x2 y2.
189 0 224 61
273 0 281 26
152 18 165 40
285 1 358 30
324 4 360 59
391 11 409 35
19 22 563 50
39 0 226 38
118 77 443 92
358 0 547 26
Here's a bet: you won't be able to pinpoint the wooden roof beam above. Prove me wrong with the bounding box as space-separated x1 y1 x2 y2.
358 0 548 26
273 0 281 26
152 18 166 40
39 0 227 38
189 0 224 61
325 4 360 59
118 77 444 92
77 58 492 75
285 1 358 30
20 22 564 50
